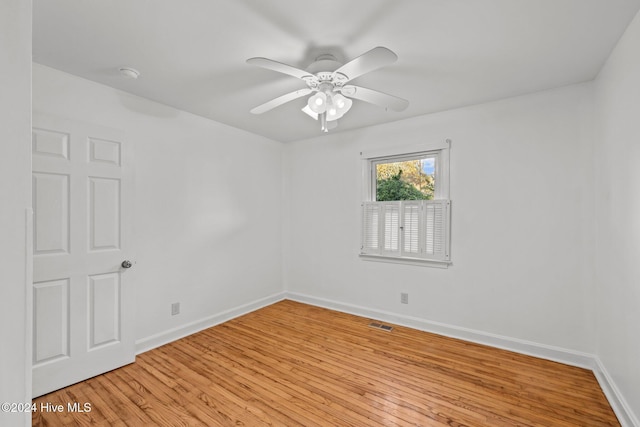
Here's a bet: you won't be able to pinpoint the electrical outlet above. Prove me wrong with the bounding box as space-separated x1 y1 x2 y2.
401 293 409 304
171 302 180 316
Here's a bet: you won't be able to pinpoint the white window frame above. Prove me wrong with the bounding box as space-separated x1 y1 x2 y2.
360 140 451 267
369 152 442 201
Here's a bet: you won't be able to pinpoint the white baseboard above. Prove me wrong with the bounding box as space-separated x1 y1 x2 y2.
286 291 594 368
134 290 637 426
285 291 638 427
135 291 286 354
593 357 639 427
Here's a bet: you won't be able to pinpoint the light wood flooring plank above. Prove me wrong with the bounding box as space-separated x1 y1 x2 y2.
33 300 620 426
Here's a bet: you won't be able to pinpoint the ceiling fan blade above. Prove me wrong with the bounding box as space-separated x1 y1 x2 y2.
333 47 398 83
247 57 314 80
341 85 409 112
250 88 313 114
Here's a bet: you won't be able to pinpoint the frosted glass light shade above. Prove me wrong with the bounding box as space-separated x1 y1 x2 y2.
305 91 354 125
332 93 348 110
308 92 327 114
326 94 353 121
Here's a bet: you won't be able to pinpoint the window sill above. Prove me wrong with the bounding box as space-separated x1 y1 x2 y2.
359 254 451 268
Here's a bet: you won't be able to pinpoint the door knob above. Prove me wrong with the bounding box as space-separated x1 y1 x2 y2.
121 260 133 269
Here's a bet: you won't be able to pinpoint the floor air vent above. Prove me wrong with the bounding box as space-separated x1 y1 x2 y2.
369 322 393 332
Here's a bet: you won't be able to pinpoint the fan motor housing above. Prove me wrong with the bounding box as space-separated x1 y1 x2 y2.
306 54 342 74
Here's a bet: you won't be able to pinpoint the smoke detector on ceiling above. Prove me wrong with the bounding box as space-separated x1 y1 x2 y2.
118 67 140 79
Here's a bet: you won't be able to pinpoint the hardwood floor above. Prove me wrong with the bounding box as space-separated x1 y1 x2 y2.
33 300 619 426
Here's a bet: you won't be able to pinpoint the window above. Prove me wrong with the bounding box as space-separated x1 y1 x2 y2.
360 141 451 266
372 153 438 201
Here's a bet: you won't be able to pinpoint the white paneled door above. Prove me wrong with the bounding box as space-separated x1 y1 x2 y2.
32 115 135 397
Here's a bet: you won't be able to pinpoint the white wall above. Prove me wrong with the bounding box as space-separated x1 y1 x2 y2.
27 13 640 425
0 1 32 426
33 64 284 346
284 83 596 353
594 8 640 425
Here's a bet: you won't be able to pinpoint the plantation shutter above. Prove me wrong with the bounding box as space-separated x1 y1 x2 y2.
361 202 381 254
401 202 421 257
381 202 401 255
361 200 451 262
423 200 450 261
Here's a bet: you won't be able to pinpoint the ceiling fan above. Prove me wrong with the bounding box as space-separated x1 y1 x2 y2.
247 47 409 132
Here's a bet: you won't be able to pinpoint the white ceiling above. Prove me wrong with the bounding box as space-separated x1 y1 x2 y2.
33 0 640 143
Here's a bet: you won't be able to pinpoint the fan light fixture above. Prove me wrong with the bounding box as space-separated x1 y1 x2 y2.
306 90 352 120
247 47 410 133
303 89 353 131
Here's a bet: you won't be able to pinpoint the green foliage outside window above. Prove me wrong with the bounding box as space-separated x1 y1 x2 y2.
376 159 435 201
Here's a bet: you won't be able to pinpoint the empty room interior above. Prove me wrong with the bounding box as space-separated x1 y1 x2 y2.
2 0 640 426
